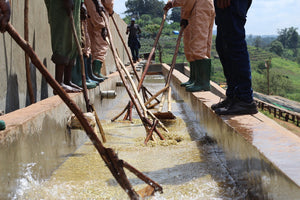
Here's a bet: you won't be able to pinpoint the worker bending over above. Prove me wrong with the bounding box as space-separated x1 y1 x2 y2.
164 0 215 92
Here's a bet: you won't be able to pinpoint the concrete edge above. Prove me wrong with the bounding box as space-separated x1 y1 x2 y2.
162 63 300 198
0 67 123 145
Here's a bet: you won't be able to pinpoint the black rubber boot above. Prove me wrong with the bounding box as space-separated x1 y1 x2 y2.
72 57 97 89
93 59 108 80
181 61 195 87
84 55 99 85
86 56 104 82
186 59 211 92
0 120 5 130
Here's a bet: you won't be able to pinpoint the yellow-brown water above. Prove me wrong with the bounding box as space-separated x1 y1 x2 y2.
15 118 242 199
8 75 245 199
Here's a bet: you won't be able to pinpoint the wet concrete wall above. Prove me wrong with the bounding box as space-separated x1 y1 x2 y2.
0 2 128 114
0 66 124 197
162 64 300 199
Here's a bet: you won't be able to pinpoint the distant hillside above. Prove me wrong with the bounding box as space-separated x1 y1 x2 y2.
211 41 300 102
139 33 300 102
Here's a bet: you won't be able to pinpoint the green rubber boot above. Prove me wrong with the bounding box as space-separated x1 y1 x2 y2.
181 61 195 87
72 57 97 89
0 120 6 131
186 59 211 92
93 60 108 80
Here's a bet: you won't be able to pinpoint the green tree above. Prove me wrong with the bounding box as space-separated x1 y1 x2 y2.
170 7 181 23
144 24 160 38
253 70 292 96
287 27 299 49
277 27 299 49
254 61 268 74
254 36 262 50
125 0 165 19
144 23 163 62
277 28 289 48
296 56 300 64
269 40 283 56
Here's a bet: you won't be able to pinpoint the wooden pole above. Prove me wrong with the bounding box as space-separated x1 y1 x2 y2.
110 14 160 121
69 14 90 112
6 23 163 200
136 10 167 92
24 0 35 104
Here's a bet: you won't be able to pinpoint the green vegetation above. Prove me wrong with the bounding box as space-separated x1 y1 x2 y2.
123 0 300 102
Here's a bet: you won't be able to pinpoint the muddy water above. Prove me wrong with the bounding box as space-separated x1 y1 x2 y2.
10 75 246 199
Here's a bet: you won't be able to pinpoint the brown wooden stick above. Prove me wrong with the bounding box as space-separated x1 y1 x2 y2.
144 119 158 144
145 27 184 108
165 27 184 87
111 102 129 122
105 28 168 133
69 13 106 143
110 10 167 122
24 0 35 104
144 86 168 107
136 10 167 92
110 14 160 122
168 87 172 112
144 87 160 105
106 148 139 199
111 14 140 83
122 160 163 193
91 104 106 143
111 14 159 103
102 11 168 139
69 14 90 112
6 23 142 200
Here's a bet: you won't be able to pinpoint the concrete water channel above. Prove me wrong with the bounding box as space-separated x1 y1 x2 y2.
0 62 300 199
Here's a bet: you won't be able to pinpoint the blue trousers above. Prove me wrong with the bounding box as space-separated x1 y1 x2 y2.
215 0 253 102
128 37 140 62
130 46 139 62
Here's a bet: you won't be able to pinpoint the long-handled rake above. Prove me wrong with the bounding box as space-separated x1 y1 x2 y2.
5 22 162 200
110 14 160 122
69 11 106 142
145 26 185 119
111 10 168 122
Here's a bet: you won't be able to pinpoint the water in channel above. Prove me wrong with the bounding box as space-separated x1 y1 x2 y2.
7 74 246 199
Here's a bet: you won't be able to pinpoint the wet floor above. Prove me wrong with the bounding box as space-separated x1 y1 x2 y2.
9 75 247 199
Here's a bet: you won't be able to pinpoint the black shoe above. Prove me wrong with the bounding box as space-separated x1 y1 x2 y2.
211 97 233 110
215 99 258 115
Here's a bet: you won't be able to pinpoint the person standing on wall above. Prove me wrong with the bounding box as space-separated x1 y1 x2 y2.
84 0 114 80
126 18 141 63
164 0 215 92
71 4 99 90
44 0 85 93
211 0 258 115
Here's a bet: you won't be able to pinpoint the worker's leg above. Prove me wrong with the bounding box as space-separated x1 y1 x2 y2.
55 64 81 93
64 60 83 91
214 0 257 115
186 1 214 92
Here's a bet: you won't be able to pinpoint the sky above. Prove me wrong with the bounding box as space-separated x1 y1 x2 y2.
114 0 300 36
